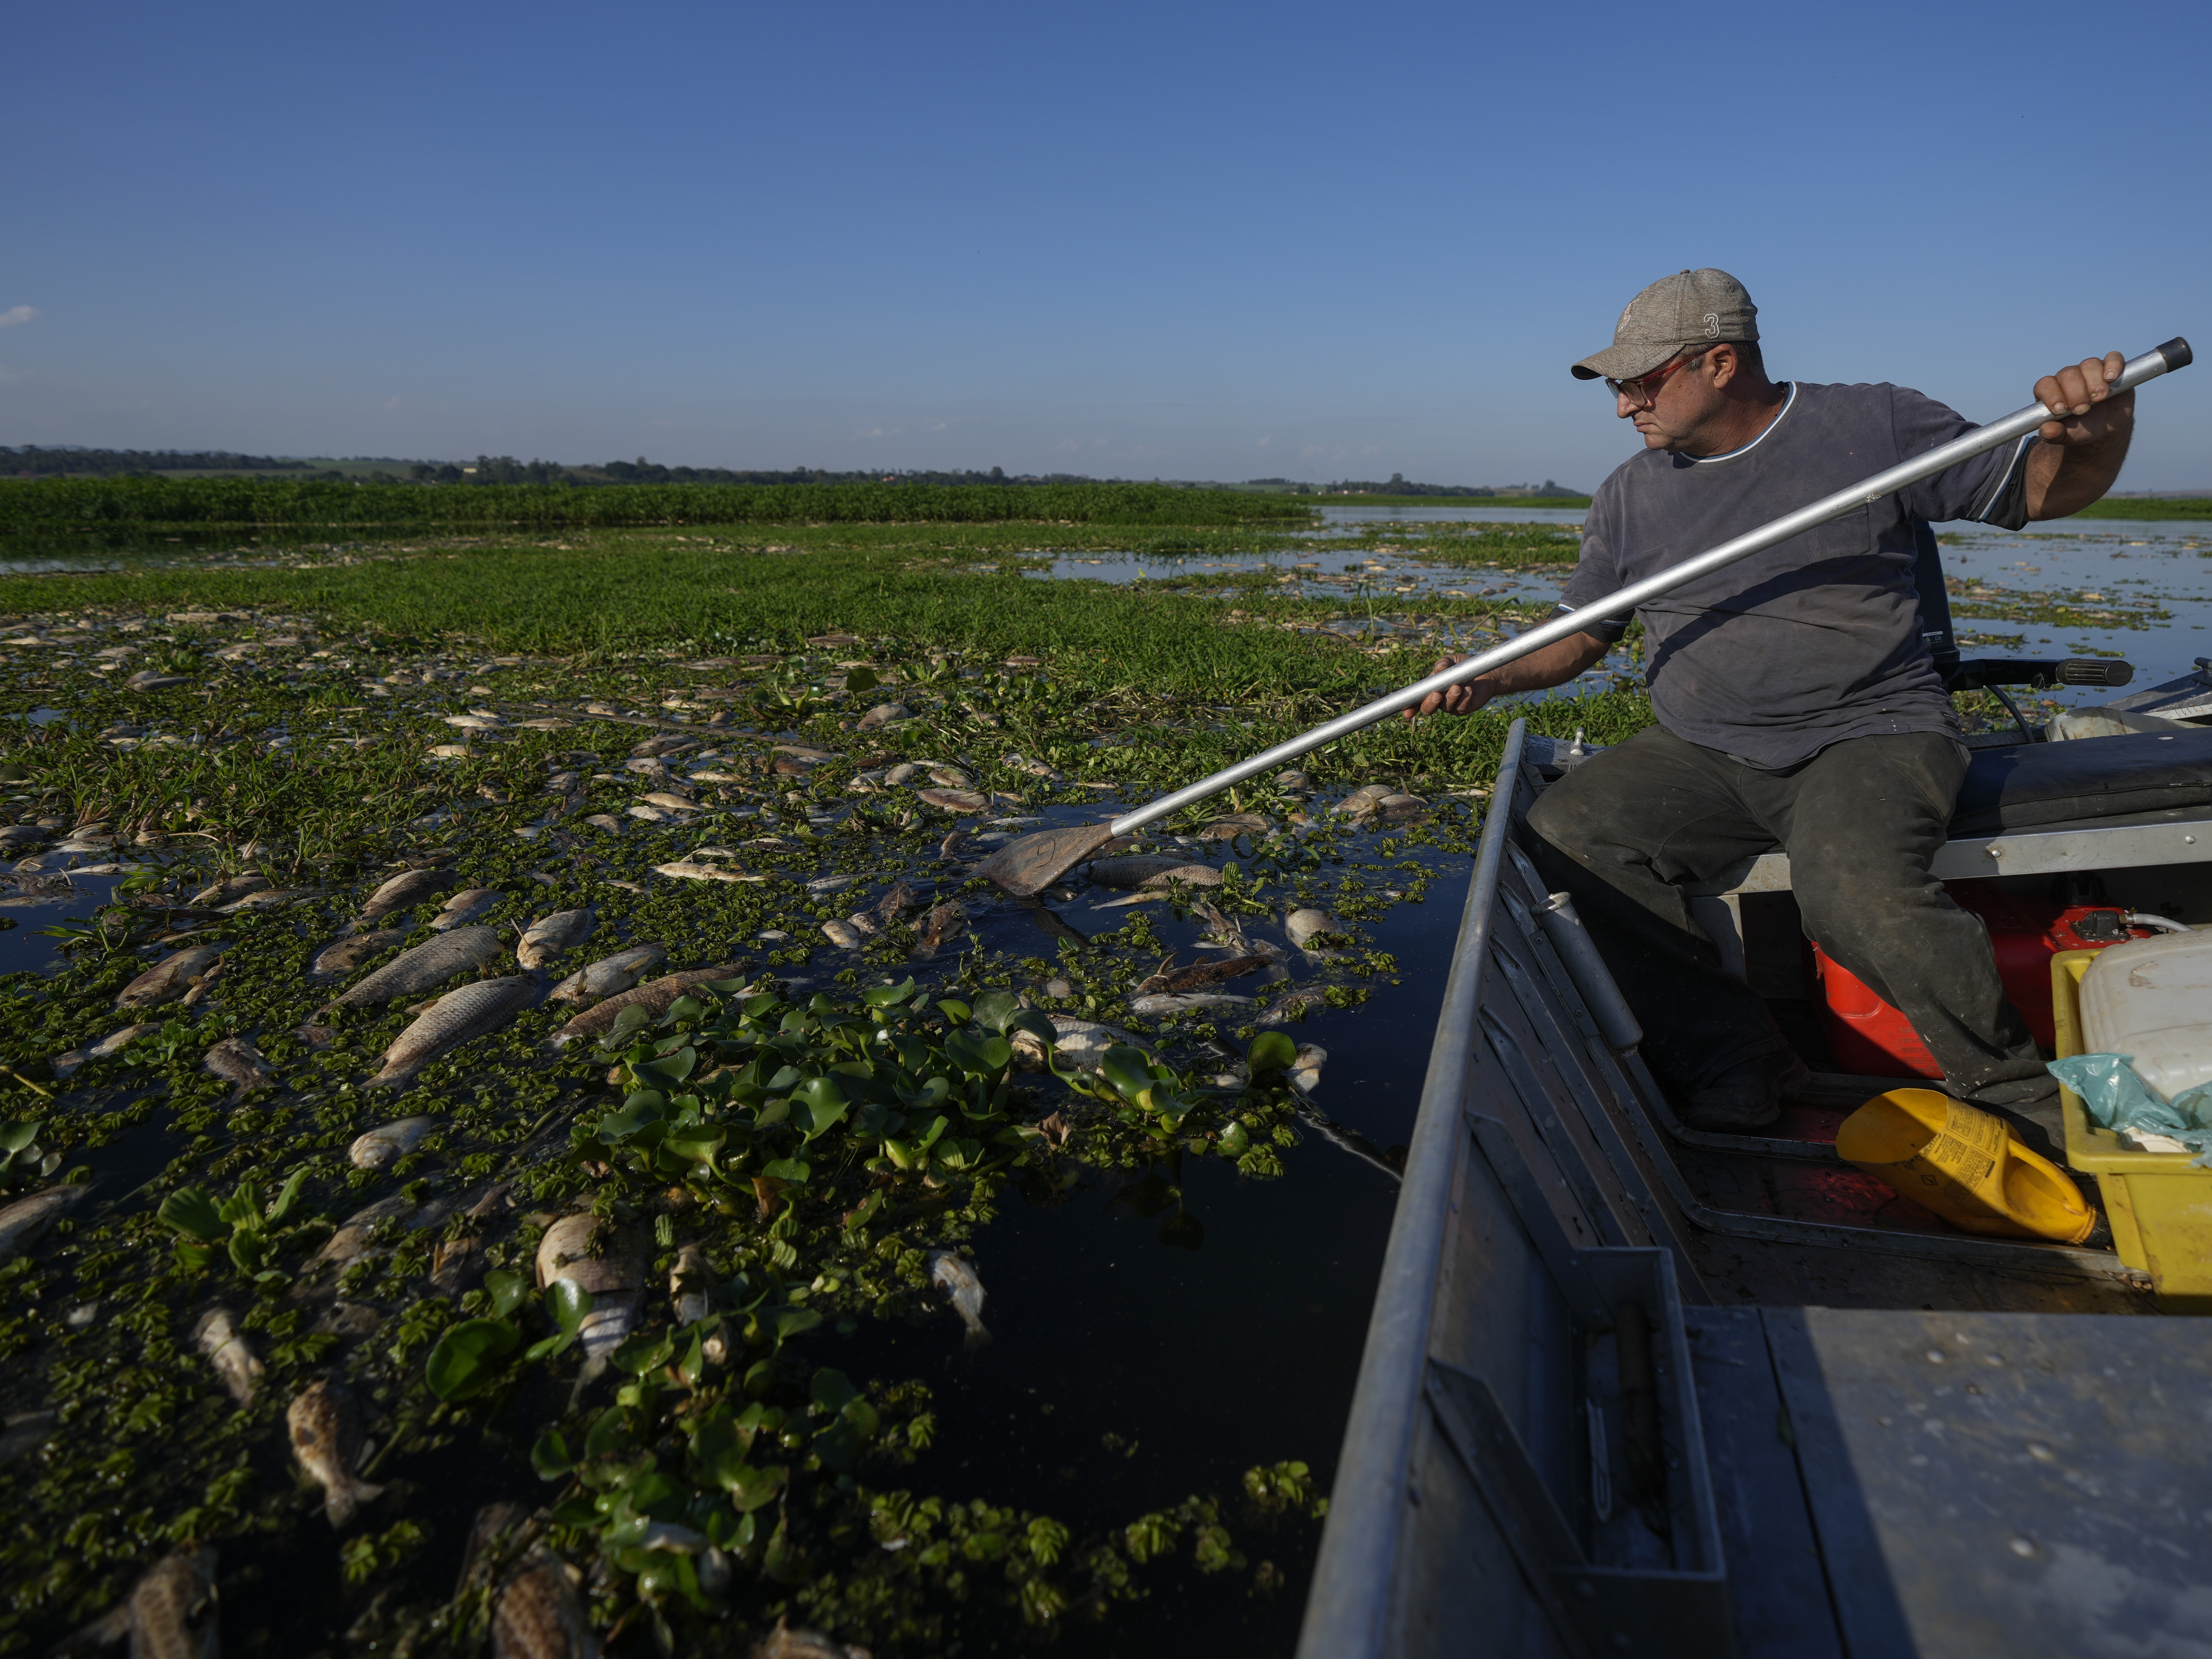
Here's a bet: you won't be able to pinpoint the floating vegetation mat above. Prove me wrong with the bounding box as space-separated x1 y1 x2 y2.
0 586 1648 1657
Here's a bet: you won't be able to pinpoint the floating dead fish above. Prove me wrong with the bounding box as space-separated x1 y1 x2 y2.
327 926 504 1011
430 1234 487 1297
917 788 988 813
655 862 763 884
68 1548 220 1659
1136 955 1269 994
287 1378 384 1527
912 899 966 958
194 1307 263 1406
925 766 971 788
1333 783 1395 816
51 1023 157 1077
0 1184 87 1261
885 763 923 786
308 928 408 982
516 909 592 969
856 702 909 730
358 865 453 925
671 1242 730 1367
456 1501 529 1601
430 888 504 930
1129 991 1257 1016
444 713 501 730
1256 986 1331 1026
123 671 194 692
492 1554 598 1659
1284 908 1341 949
820 920 867 949
627 804 671 823
1023 901 1088 947
1087 855 1223 890
536 1212 645 1369
116 944 225 1008
1008 1014 1139 1073
203 1036 275 1098
370 977 540 1088
306 1189 464 1275
1197 812 1271 841
927 1250 990 1349
806 874 859 895
1002 752 1061 780
1288 1042 1328 1093
546 943 668 1006
218 885 316 914
1375 793 1428 819
549 966 745 1047
349 1116 436 1169
518 717 574 731
630 735 696 758
638 791 698 812
871 879 917 924
188 874 269 909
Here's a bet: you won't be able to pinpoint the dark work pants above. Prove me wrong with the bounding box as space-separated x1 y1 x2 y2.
1522 724 2048 1106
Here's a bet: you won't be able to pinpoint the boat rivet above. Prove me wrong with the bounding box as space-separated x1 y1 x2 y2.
1926 1349 1946 1363
2187 836 2198 846
1986 844 2002 857
2009 1535 2037 1557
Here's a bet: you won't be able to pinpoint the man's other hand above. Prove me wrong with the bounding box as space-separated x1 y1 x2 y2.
1403 655 1495 719
2035 351 2133 445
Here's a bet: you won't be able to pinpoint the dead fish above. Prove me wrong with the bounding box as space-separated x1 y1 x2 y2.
219 885 315 914
456 1501 529 1599
370 977 540 1088
116 944 225 1008
638 791 698 812
549 966 745 1048
820 919 866 949
1288 1042 1328 1093
51 1023 157 1078
286 1379 384 1527
348 1116 435 1169
884 762 923 786
1086 855 1223 890
327 926 504 1011
307 929 407 983
430 887 503 931
1009 1015 1139 1073
1334 783 1394 815
926 765 971 788
492 1555 599 1659
1256 985 1330 1026
1197 812 1271 841
917 787 988 813
911 899 966 958
1375 793 1428 819
1129 991 1257 1016
187 874 269 908
515 909 592 970
305 1189 463 1275
1284 908 1341 950
1023 901 1088 947
1136 955 1269 994
751 1621 873 1659
671 1243 730 1367
871 879 917 924
0 1184 88 1260
430 1234 487 1297
313 1302 384 1341
194 1307 263 1407
926 1250 990 1349
546 943 667 1006
655 861 763 884
67 1547 220 1659
202 1036 275 1098
805 874 860 895
124 671 194 692
357 865 452 926
536 1212 644 1368
856 702 909 730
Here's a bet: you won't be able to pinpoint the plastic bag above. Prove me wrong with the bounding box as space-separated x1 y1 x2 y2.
2045 1052 2212 1163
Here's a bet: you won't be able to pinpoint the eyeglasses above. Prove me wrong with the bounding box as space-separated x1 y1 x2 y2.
1606 348 1711 407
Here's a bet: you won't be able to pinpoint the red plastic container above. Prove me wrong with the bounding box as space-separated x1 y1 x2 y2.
1809 889 2154 1078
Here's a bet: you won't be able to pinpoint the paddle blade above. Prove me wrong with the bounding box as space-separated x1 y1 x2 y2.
974 823 1119 897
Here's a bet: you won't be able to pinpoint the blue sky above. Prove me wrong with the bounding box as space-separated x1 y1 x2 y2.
4 0 2205 490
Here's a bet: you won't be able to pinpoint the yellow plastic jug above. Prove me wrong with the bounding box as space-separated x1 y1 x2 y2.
1836 1088 2097 1244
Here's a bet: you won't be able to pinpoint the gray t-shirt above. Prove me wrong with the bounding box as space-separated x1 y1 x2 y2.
1557 380 2035 769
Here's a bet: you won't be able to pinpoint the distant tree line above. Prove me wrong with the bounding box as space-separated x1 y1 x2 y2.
2 446 319 479
1288 473 1582 498
415 457 1078 488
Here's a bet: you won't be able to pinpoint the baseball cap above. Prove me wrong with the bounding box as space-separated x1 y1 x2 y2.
1571 269 1759 381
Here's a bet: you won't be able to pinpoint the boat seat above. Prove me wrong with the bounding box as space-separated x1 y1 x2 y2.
1949 725 2212 835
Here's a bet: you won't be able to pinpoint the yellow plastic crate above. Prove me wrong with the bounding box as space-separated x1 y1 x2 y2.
2052 948 2212 1312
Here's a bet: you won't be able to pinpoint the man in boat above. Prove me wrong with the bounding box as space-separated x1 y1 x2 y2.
1413 268 2136 1139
